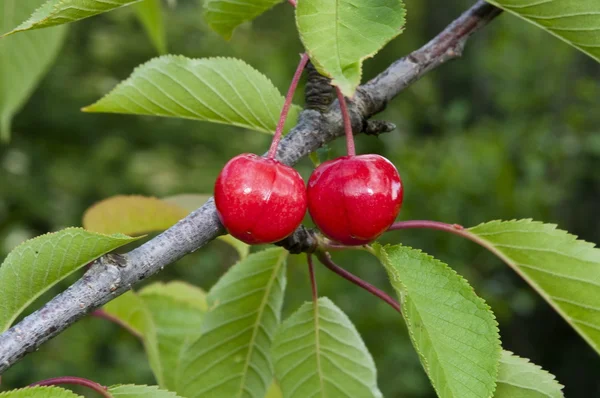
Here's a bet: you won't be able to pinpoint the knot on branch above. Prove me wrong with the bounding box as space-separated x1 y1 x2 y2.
275 225 318 254
305 62 334 113
362 120 396 136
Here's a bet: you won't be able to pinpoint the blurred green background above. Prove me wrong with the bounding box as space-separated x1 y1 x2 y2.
1 0 600 396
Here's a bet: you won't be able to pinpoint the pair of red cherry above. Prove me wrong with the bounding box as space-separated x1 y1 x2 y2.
215 152 403 246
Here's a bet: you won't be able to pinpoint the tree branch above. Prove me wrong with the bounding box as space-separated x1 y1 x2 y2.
0 0 501 374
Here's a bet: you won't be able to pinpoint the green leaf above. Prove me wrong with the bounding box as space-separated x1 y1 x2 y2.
103 281 207 390
204 0 282 40
140 281 208 312
296 0 406 97
494 350 563 398
83 56 301 135
83 195 188 236
134 0 167 54
178 248 287 398
0 387 82 397
108 384 184 397
272 297 382 398
468 220 600 355
0 0 67 141
374 244 501 398
484 0 600 63
0 228 138 332
2 0 145 36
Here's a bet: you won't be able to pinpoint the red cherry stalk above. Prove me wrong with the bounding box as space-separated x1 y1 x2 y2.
336 87 356 157
267 53 310 159
316 251 401 313
30 377 112 398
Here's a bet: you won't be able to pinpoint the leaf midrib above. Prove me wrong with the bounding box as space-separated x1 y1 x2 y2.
313 298 326 398
235 250 286 398
473 232 600 354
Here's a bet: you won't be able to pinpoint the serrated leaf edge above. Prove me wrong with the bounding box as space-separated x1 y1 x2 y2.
483 1 600 63
108 383 185 397
498 350 565 394
0 386 82 397
375 243 501 398
82 55 301 134
468 219 600 354
3 0 145 36
0 228 138 331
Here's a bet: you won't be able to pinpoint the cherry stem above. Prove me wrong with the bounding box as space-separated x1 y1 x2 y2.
91 309 142 340
30 377 112 398
307 254 318 302
316 251 401 313
336 87 356 157
267 53 310 159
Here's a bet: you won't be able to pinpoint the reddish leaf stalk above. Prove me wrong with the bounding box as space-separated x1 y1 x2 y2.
267 53 310 159
91 309 142 340
388 220 509 264
336 88 356 156
288 0 297 7
307 254 318 302
30 376 112 398
388 220 496 249
316 251 401 313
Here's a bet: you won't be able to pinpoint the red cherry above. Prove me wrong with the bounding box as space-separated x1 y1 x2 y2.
214 153 307 245
307 154 403 245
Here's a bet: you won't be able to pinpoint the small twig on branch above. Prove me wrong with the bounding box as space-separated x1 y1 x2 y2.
0 1 501 374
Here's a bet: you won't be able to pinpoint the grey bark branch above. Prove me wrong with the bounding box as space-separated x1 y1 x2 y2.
0 0 501 374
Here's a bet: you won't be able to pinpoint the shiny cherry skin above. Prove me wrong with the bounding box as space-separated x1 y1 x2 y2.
214 153 307 245
307 154 403 245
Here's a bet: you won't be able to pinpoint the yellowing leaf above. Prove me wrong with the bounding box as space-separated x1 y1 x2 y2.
83 194 250 259
83 195 188 236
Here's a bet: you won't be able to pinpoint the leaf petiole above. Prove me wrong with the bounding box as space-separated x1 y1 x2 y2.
30 377 113 398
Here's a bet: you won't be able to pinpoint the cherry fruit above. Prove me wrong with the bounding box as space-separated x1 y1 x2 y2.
214 153 307 245
307 154 403 245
